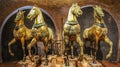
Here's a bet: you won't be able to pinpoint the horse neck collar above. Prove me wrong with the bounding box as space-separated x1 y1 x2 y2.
66 21 78 25
33 22 46 29
15 24 24 30
94 22 107 28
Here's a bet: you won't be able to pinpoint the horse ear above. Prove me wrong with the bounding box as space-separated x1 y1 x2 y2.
23 11 25 13
34 4 38 7
75 3 78 5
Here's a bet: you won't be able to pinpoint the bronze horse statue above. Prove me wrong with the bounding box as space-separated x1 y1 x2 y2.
8 10 32 61
62 3 83 63
27 5 54 65
83 5 113 63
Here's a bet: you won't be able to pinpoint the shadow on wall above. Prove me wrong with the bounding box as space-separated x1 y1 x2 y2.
0 6 56 62
77 6 118 61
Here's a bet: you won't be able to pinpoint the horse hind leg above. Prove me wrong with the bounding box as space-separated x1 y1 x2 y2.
64 36 69 66
90 41 94 57
50 39 54 55
21 37 26 62
8 38 16 56
76 34 83 61
43 37 49 66
27 37 37 61
71 41 74 59
93 39 99 64
103 36 113 59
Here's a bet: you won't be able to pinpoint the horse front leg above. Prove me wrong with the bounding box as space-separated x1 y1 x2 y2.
103 36 113 59
27 38 37 60
50 39 54 55
21 37 26 62
44 37 49 66
71 41 74 59
8 38 16 56
76 34 83 61
90 42 94 57
64 35 69 66
93 38 99 64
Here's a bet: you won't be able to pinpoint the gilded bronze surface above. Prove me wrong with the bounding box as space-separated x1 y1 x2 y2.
62 3 84 63
83 5 113 63
8 10 32 61
27 5 54 65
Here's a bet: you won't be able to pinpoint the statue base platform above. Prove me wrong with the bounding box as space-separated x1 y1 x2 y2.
18 54 103 67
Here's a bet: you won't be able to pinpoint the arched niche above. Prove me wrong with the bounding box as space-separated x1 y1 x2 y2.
0 6 57 62
78 5 119 61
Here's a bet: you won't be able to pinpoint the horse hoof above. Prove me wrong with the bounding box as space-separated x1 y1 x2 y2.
65 59 69 66
44 63 48 66
44 62 48 66
10 53 14 56
44 59 48 66
93 60 97 64
36 59 41 66
22 58 26 62
71 56 74 59
106 54 111 59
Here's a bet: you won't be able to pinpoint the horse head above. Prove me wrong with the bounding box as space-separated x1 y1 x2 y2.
27 5 40 21
70 3 83 17
94 5 104 20
14 10 25 23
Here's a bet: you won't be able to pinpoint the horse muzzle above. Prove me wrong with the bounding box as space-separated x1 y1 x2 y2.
27 14 33 20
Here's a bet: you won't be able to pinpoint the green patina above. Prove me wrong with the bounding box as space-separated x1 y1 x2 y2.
95 22 107 28
33 22 46 29
66 21 78 25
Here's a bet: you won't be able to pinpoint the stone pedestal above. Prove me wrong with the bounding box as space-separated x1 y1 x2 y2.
18 54 103 67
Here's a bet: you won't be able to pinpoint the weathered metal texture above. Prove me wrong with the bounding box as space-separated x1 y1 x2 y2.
78 6 118 61
1 7 56 62
0 0 120 62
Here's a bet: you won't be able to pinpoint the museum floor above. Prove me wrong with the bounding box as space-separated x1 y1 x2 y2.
0 61 119 67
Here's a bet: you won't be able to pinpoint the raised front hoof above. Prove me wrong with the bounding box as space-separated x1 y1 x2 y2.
9 52 14 56
44 59 48 66
106 54 111 59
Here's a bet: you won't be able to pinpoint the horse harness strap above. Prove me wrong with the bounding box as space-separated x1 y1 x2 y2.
33 22 46 29
95 22 107 28
66 21 78 25
32 22 48 39
66 21 78 36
